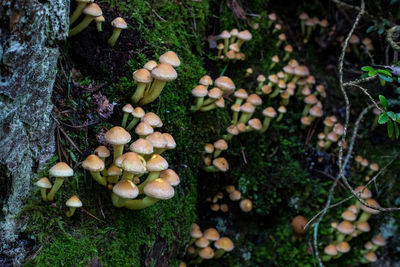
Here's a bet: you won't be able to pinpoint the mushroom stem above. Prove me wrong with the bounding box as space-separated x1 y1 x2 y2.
202 166 220 172
121 172 134 181
336 233 346 243
108 28 123 47
107 175 120 184
304 26 313 43
90 171 107 186
126 118 140 131
202 97 217 106
223 38 229 54
357 212 372 223
47 177 65 202
139 79 167 106
276 113 284 122
69 3 87 25
222 134 234 141
111 192 127 208
300 21 306 36
124 196 159 209
260 118 272 134
199 102 217 112
214 249 226 259
112 144 124 162
121 112 130 128
190 97 205 111
268 62 277 71
302 104 312 116
324 125 333 135
96 21 102 32
40 188 48 202
69 15 95 37
237 39 245 49
232 111 239 124
322 255 332 262
282 52 291 62
351 44 360 58
131 83 147 105
137 171 160 194
269 87 281 99
66 207 77 217
213 149 223 158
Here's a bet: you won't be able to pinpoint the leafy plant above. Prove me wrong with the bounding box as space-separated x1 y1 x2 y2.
378 94 400 139
361 66 393 86
366 19 390 35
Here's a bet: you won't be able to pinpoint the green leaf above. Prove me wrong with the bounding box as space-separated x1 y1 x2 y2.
377 69 392 76
395 122 400 139
378 113 390 124
379 95 389 110
387 120 394 138
380 79 386 86
366 25 376 33
378 27 385 35
387 111 396 120
361 66 375 72
378 74 393 82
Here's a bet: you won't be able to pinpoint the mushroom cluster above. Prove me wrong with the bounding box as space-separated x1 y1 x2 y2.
297 12 329 43
214 29 252 61
184 223 234 265
322 185 382 262
311 115 345 151
354 155 379 180
360 235 386 263
202 140 229 173
131 51 180 106
206 185 253 213
68 0 127 47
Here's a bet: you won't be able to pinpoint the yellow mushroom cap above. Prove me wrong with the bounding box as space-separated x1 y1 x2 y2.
107 164 122 176
111 17 127 29
143 60 158 71
146 132 167 149
82 154 105 172
204 228 220 241
143 178 175 200
247 94 262 106
324 244 337 256
160 169 180 186
248 119 262 131
229 190 241 201
199 247 215 259
214 139 228 151
94 146 110 158
142 112 163 128
192 85 208 97
213 157 229 172
372 235 386 247
263 107 277 118
151 63 177 81
133 69 153 83
163 133 176 149
130 138 154 155
291 215 308 234
113 179 139 199
49 162 74 177
237 30 252 41
83 3 102 17
204 144 214 154
159 51 181 67
191 227 202 238
35 177 52 189
356 221 370 233
208 87 222 99
341 210 356 222
214 76 235 92
135 122 154 136
146 154 168 172
336 242 350 253
105 126 131 145
234 88 248 99
354 186 372 199
66 195 83 208
240 199 253 212
337 221 355 235
364 251 377 262
199 75 213 86
214 237 234 252
195 237 210 248
115 152 146 174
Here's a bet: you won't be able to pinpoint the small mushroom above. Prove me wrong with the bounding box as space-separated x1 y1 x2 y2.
47 162 74 201
69 0 94 25
108 17 128 47
35 177 52 201
69 3 103 37
65 195 82 217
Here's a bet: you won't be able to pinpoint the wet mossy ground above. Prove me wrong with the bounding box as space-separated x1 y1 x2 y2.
20 0 400 266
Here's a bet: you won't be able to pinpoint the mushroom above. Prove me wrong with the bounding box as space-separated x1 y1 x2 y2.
143 60 158 71
246 118 262 132
130 138 154 159
238 102 255 124
47 162 74 202
276 106 287 122
190 85 209 111
368 163 379 176
283 44 293 61
335 241 351 258
213 139 228 158
94 146 111 162
137 154 168 193
82 154 107 186
146 132 167 154
240 199 253 212
267 13 277 29
121 104 134 128
229 190 241 201
299 12 309 35
217 43 224 57
230 28 239 44
65 195 82 217
115 152 146 181
203 158 229 172
131 69 153 105
256 75 266 92
371 235 386 251
304 18 316 43
349 34 360 57
108 17 128 47
245 68 253 78
69 0 94 25
94 15 105 32
336 221 355 242
260 107 277 133
107 164 122 184
276 33 286 48
68 3 103 37
269 55 280 70
111 179 139 208
159 169 180 187
105 126 131 161
219 30 231 54
291 215 308 239
354 185 372 210
302 94 318 116
322 244 337 262
236 30 252 49
358 198 380 222
214 237 234 259
35 177 52 201
223 125 239 141
363 251 377 263
135 122 154 138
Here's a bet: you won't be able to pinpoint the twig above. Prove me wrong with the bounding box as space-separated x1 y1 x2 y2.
80 207 106 223
58 126 83 155
145 2 167 22
386 26 400 52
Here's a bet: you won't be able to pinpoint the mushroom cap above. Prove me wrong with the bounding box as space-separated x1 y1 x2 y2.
333 123 344 136
246 68 253 74
262 85 272 94
301 87 311 97
226 125 238 136
234 89 248 99
144 178 175 200
337 221 355 235
195 237 210 248
323 117 333 127
111 17 127 29
294 65 310 77
191 85 208 97
341 210 356 221
231 103 241 112
320 19 329 27
372 235 386 247
204 228 220 241
160 169 180 186
225 50 235 60
215 237 234 251
299 12 309 20
241 102 255 113
219 30 231 39
272 55 279 63
237 123 246 132
122 104 134 113
277 71 285 79
217 43 224 50
199 247 215 259
191 228 202 238
305 18 315 26
49 162 74 177
163 133 176 149
214 76 236 92
349 34 360 44
310 105 323 118
135 122 154 136
226 185 235 193
215 97 225 108
66 195 82 208
370 163 379 171
257 74 266 83
237 30 252 41
280 91 290 100
354 186 372 199
146 132 167 149
142 112 163 128
361 158 369 167
208 87 222 99
306 75 316 85
95 146 110 158
304 94 318 105
268 13 277 20
151 63 177 81
83 3 102 17
355 155 363 163
278 33 286 41
278 105 287 113
283 65 294 74
143 60 158 71
336 242 350 253
230 28 238 36
132 107 145 119
229 190 241 201
204 144 214 154
130 138 154 155
159 51 181 67
364 241 373 250
214 139 228 151
107 164 122 176
324 244 337 256
210 203 220 211
356 221 370 232
364 251 377 262
35 177 52 189
115 152 146 174
82 154 105 172
317 132 325 140
220 204 228 211
213 157 229 172
327 132 339 142
133 68 153 83
301 116 311 126
268 74 278 84
191 223 200 231
263 107 277 118
248 119 262 131
240 199 253 212
199 75 213 86
348 205 358 214
291 215 308 234
146 154 168 172
247 94 262 106
113 180 139 199
105 126 131 145
229 43 240 52
284 44 293 53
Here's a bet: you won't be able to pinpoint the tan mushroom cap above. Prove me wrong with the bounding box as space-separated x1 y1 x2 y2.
364 241 373 250
356 221 370 232
239 102 254 113
213 158 229 172
349 34 360 44
355 155 363 163
229 190 241 201
227 125 239 135
361 158 369 167
130 138 154 155
82 154 105 172
333 123 344 136
210 203 220 211
95 146 110 158
370 163 379 172
83 3 103 17
133 69 153 83
208 87 222 99
146 154 168 172
192 85 208 97
160 169 180 186
364 251 377 262
341 210 356 222
256 74 266 83
115 152 146 174
217 43 224 50
214 139 228 151
304 94 318 105
196 237 210 248
66 195 83 208
278 33 286 41
143 178 175 200
122 104 133 113
231 103 241 112
268 74 278 84
234 89 248 99
105 126 131 145
159 51 181 67
372 235 386 247
272 55 279 63
219 30 231 39
215 97 225 108
248 119 262 131
354 186 372 199
278 105 287 114
225 185 235 193
291 215 308 234
237 123 246 132
135 122 154 136
320 19 329 27
268 13 277 20
113 179 139 199
215 237 234 251
247 94 263 106
214 76 236 92
151 63 177 81
336 242 350 253
294 65 310 77
323 117 334 127
107 164 122 176
324 244 337 256
229 43 240 52
263 107 277 118
240 199 253 212
305 18 316 26
204 228 220 241
299 12 309 20
199 247 215 259
199 75 213 86
204 144 215 154
327 132 339 142
142 112 163 128
283 65 294 74
191 227 202 238
301 87 311 97
237 30 252 41
348 205 358 214
111 17 127 29
143 60 158 71
163 133 176 149
317 132 325 140
191 223 200 231
262 85 272 94
49 162 74 177
225 50 235 60
35 177 52 189
337 221 355 235
310 106 323 118
301 116 311 126
146 132 167 149
284 44 293 53
277 71 285 79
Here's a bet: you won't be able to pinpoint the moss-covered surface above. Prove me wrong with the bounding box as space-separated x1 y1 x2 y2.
20 0 400 266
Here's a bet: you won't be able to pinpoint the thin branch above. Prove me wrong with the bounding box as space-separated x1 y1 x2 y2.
386 26 400 52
